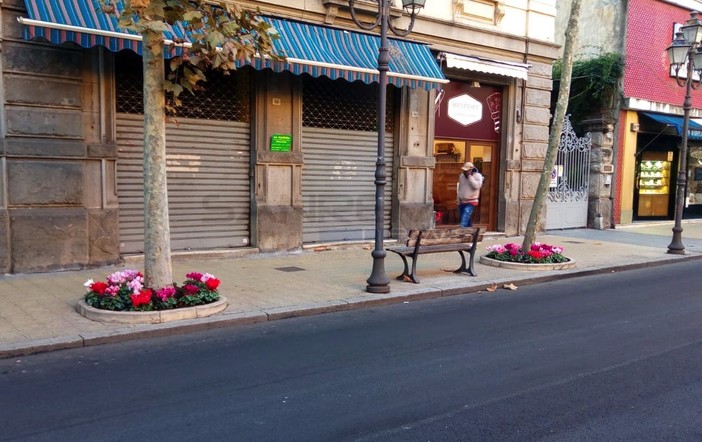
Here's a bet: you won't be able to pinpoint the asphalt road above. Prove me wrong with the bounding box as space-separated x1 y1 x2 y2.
2 260 702 441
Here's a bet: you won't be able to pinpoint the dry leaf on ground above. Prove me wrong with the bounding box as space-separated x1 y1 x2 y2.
486 283 498 292
503 283 518 291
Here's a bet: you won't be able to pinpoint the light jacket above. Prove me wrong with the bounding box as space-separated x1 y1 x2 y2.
457 171 484 204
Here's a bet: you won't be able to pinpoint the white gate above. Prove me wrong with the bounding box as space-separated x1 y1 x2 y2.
546 116 592 230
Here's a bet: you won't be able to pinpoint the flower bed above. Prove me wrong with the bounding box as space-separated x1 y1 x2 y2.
83 270 222 312
484 242 569 264
480 242 575 271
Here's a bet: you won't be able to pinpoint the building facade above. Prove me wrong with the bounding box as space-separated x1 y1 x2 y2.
556 0 702 228
0 0 558 274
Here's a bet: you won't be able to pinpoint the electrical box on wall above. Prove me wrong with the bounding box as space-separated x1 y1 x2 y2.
601 164 614 174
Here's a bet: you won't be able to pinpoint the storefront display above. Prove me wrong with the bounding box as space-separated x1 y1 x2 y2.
637 154 671 218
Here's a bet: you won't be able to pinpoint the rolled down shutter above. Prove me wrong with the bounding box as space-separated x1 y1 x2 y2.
116 114 250 253
301 127 394 243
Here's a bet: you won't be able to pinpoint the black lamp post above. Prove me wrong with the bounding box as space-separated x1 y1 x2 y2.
348 0 426 293
665 11 702 255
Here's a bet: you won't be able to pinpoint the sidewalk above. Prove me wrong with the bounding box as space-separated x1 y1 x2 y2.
2 221 702 358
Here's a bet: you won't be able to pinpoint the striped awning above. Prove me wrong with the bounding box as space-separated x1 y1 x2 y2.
258 17 447 90
18 0 448 90
440 52 530 80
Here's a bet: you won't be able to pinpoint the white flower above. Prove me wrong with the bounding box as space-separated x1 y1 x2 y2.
201 273 216 282
83 279 94 288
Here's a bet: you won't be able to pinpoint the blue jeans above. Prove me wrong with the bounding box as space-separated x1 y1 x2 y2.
459 203 476 227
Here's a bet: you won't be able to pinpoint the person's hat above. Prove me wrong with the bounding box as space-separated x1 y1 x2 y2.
461 162 474 171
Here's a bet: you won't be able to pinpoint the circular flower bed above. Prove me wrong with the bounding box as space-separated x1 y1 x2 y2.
481 242 575 271
83 270 222 312
485 242 569 264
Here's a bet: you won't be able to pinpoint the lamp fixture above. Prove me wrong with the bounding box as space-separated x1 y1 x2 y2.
665 10 702 254
346 0 428 293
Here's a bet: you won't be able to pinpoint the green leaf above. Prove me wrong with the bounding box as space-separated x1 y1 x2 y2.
182 10 202 21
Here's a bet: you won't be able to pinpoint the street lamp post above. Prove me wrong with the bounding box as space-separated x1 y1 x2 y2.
665 11 702 254
347 0 426 293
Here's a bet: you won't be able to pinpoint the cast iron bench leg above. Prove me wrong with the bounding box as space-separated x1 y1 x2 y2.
409 253 420 284
390 252 412 282
453 250 477 276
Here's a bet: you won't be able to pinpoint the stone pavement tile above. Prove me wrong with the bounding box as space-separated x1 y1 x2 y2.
2 225 701 358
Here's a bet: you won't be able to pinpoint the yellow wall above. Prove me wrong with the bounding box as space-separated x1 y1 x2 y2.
619 111 639 224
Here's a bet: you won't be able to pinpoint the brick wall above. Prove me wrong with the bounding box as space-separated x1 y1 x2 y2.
624 0 702 107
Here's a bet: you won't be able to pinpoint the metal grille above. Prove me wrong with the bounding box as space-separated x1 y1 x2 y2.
302 75 394 132
115 52 144 114
548 116 592 204
114 51 250 122
546 115 592 230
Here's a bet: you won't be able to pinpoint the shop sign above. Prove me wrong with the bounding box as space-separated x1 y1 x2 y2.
550 165 563 188
447 93 482 126
270 134 292 152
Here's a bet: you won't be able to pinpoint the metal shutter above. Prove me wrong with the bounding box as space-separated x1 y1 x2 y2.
301 127 394 243
116 113 251 253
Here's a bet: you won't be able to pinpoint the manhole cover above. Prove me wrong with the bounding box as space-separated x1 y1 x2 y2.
275 266 306 272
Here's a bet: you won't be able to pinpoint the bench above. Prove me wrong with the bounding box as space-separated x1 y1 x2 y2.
387 227 485 284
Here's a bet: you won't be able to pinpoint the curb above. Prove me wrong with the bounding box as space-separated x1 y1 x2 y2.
2 254 702 359
76 297 229 324
479 256 577 271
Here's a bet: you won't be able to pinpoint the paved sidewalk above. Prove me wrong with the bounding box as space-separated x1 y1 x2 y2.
2 221 702 358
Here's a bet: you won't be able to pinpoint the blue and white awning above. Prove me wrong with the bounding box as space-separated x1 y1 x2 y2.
641 112 702 141
18 0 448 90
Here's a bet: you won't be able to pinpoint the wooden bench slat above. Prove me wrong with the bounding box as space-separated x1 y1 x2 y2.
388 227 485 283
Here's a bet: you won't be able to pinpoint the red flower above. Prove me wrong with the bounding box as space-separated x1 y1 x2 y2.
528 250 545 260
184 284 200 295
130 289 153 307
90 281 109 295
186 272 203 281
205 278 220 291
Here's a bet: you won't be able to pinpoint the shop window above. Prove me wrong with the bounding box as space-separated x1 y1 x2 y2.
114 50 251 122
302 75 394 132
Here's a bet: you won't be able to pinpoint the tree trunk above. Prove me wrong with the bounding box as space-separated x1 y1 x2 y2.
522 0 582 251
142 30 173 289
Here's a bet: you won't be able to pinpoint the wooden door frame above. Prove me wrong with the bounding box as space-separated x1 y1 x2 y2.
431 139 499 231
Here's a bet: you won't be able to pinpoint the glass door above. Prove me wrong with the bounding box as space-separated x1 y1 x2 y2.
432 139 498 230
636 151 672 218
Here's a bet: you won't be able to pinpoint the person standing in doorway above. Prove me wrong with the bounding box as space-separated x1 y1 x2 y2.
457 162 484 227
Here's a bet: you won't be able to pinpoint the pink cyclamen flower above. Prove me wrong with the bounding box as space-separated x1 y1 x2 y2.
105 285 120 297
183 284 200 295
186 272 203 281
486 245 507 254
127 278 143 294
156 286 176 302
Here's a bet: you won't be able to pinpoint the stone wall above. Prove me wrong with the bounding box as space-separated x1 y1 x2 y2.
253 71 304 252
511 59 554 235
1 1 119 273
583 119 615 229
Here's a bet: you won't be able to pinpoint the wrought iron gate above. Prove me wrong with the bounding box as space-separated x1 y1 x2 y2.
546 116 592 230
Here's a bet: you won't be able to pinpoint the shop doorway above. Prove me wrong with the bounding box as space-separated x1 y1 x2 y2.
634 149 675 220
685 146 702 218
432 140 497 229
432 81 501 231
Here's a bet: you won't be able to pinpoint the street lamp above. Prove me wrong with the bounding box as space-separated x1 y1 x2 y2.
347 0 426 293
665 11 702 254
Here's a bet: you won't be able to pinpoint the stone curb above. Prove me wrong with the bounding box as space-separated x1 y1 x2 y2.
3 254 702 359
479 255 577 271
76 297 229 324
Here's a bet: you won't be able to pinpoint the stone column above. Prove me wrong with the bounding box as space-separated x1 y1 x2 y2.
582 118 615 229
394 87 435 238
253 71 304 251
